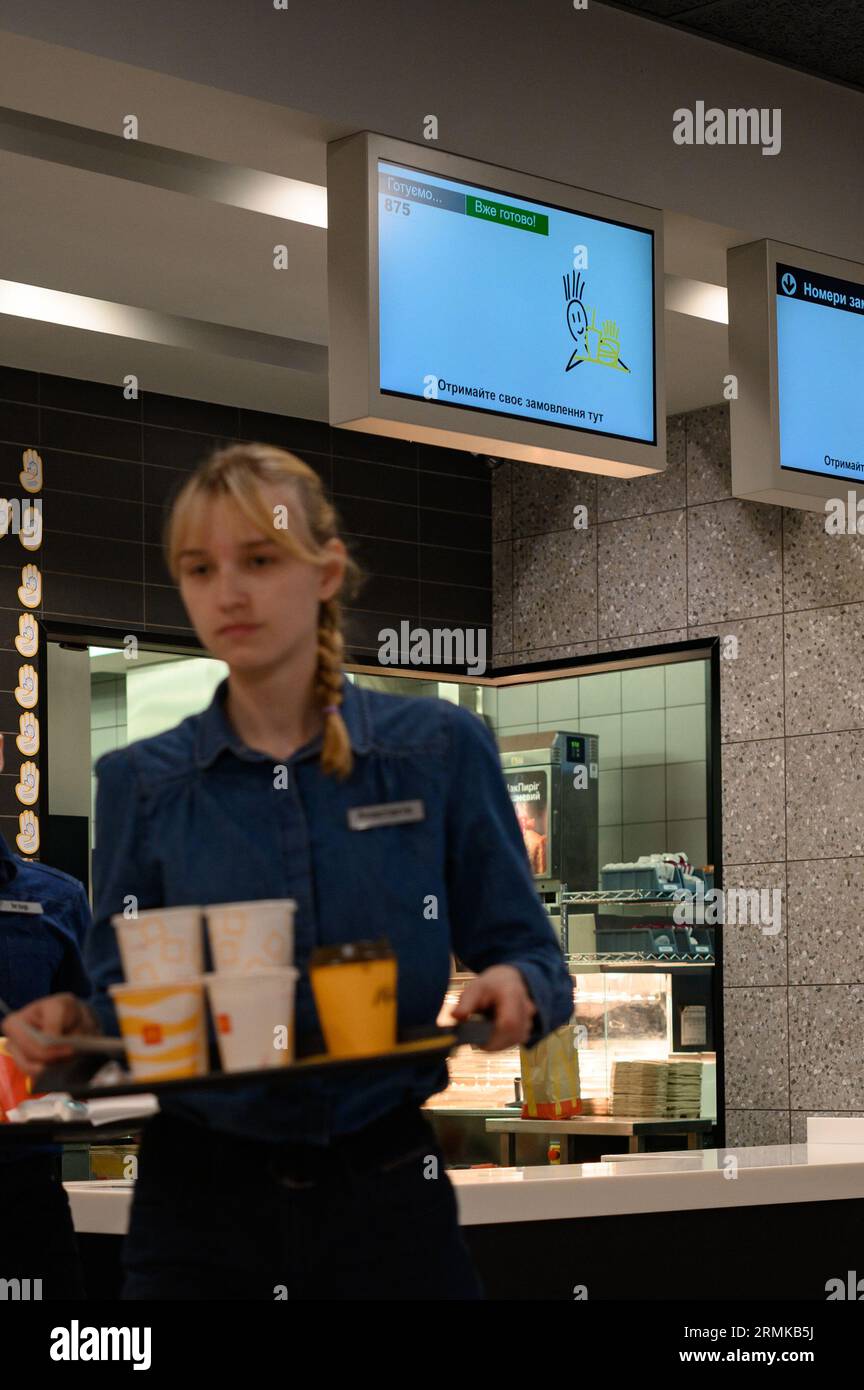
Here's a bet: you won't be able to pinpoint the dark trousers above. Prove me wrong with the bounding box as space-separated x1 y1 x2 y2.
0 1155 86 1299
123 1105 484 1300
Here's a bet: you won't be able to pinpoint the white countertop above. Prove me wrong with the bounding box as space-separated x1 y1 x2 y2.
449 1141 864 1223
66 1180 134 1235
65 1141 864 1234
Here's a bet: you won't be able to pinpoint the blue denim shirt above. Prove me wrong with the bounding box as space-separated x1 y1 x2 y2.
0 834 91 1162
87 677 574 1144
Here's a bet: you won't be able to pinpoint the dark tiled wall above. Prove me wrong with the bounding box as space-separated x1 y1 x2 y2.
0 362 492 833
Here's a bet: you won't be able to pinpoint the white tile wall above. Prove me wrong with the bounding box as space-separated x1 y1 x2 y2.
623 764 667 823
537 675 580 724
598 768 622 826
665 703 707 762
668 818 709 868
666 761 708 821
622 820 667 859
498 681 538 728
666 660 707 707
622 664 665 711
579 713 622 769
622 709 666 767
580 670 621 717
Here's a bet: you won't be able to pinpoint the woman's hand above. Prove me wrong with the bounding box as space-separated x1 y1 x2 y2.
2 993 102 1076
452 964 536 1050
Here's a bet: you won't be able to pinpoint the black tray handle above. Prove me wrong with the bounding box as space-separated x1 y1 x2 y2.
454 1014 495 1048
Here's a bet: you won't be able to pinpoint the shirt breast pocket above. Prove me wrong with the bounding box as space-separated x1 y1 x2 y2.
338 814 444 936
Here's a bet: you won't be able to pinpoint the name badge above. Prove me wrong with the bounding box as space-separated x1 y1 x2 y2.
347 799 425 830
0 899 43 914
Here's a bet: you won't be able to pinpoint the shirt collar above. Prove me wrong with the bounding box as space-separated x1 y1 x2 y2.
195 675 371 770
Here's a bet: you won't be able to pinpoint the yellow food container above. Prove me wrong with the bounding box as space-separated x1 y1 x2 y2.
310 940 397 1058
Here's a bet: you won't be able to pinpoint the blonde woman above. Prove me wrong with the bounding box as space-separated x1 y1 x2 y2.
4 443 574 1301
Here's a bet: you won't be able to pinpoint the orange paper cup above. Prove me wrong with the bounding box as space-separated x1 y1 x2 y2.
109 981 208 1082
0 1038 40 1119
310 940 397 1058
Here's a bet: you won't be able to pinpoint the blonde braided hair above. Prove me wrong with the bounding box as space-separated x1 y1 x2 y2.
314 594 353 777
164 442 364 780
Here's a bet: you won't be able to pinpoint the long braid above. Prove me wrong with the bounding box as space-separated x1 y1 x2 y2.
315 595 353 780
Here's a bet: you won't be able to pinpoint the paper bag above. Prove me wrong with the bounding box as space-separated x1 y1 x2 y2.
520 1022 582 1119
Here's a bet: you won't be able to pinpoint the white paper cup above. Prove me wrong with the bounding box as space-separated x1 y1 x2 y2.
206 899 296 973
109 981 208 1081
204 968 299 1071
112 906 204 985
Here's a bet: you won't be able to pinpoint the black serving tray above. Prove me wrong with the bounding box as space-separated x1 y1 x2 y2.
15 1015 493 1109
0 1118 146 1146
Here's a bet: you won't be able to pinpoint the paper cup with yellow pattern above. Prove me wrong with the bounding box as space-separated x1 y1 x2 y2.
109 981 208 1081
111 906 204 985
205 899 296 973
204 967 299 1071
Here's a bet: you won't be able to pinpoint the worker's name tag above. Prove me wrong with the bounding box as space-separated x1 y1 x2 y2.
347 799 425 830
0 899 43 914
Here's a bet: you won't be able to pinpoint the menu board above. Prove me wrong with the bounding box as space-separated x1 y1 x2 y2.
776 262 864 484
378 159 657 447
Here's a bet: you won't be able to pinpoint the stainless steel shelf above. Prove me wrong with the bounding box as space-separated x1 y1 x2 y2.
566 952 714 967
563 890 704 904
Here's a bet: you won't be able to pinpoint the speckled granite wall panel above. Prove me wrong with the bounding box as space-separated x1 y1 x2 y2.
685 403 732 507
723 987 789 1109
786 730 864 860
492 540 512 658
721 862 787 987
784 603 864 735
725 1110 792 1147
491 461 512 543
690 616 784 743
789 987 864 1111
511 459 596 538
491 401 864 1139
512 528 597 651
687 498 782 625
597 413 686 522
507 641 599 665
783 509 864 611
596 628 687 653
787 857 864 986
722 738 786 865
598 509 687 638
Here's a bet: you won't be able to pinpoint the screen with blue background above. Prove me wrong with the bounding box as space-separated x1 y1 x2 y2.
776 263 864 484
377 160 656 445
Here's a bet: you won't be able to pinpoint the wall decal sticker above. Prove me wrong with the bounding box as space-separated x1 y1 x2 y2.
19 448 43 493
15 760 38 807
17 563 41 609
16 809 39 856
14 613 38 657
16 712 39 757
14 663 38 710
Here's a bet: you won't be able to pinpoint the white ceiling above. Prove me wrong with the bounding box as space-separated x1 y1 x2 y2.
0 30 740 422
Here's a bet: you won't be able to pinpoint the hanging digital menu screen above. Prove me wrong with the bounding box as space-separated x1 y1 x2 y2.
377 159 657 446
776 263 864 484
